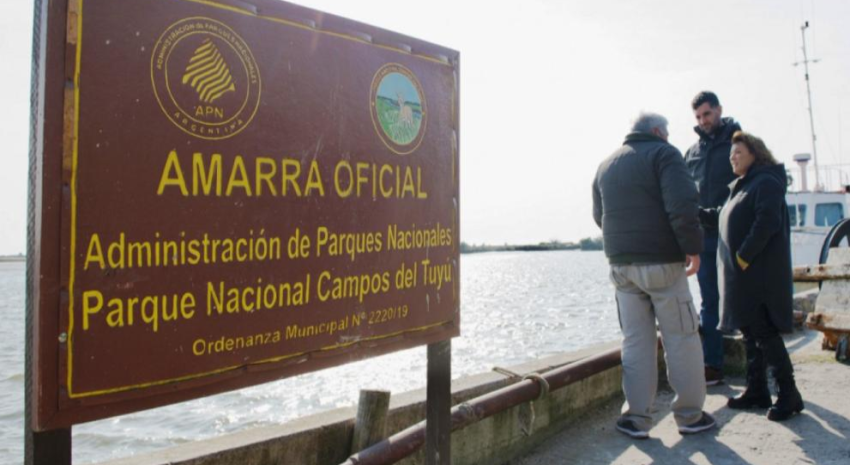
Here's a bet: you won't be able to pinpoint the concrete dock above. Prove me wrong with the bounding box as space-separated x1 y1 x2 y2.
97 329 846 465
513 330 850 465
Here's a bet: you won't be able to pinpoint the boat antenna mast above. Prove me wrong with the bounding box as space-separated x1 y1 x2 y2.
793 21 821 191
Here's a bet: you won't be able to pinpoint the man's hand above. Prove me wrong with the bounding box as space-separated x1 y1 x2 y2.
685 254 701 277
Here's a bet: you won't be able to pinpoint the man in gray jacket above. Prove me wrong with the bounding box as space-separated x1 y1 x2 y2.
592 112 715 438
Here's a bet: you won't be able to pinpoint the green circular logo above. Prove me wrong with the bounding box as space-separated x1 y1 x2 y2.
370 63 426 155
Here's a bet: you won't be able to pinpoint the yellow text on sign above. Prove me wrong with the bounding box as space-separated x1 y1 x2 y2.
156 151 428 200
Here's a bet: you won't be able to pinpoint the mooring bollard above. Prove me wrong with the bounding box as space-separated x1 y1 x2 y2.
351 389 391 454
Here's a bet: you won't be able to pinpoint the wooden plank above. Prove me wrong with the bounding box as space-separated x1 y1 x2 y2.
806 312 850 332
793 264 850 282
351 390 391 454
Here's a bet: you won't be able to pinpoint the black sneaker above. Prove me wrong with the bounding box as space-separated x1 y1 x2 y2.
678 411 717 435
615 418 649 439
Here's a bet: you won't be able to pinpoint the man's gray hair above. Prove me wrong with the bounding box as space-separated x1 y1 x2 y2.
631 112 668 135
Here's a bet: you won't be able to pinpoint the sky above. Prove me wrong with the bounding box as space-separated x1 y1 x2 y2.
2 0 850 255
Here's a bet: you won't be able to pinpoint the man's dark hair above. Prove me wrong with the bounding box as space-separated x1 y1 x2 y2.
691 91 720 110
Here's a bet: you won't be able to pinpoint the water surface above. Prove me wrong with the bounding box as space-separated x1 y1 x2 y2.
1 251 691 464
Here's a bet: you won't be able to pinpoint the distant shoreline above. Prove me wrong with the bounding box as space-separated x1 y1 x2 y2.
0 242 605 259
460 237 603 254
0 241 605 260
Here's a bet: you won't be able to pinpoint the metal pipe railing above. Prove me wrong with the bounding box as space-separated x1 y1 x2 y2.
341 346 622 465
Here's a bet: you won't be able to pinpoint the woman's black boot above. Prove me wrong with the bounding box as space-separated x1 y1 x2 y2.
728 337 772 409
760 335 804 421
767 377 804 421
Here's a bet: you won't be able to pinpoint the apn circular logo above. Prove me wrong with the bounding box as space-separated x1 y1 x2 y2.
151 17 261 140
370 63 426 155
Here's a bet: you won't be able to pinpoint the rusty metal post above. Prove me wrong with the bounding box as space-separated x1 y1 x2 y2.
426 340 451 465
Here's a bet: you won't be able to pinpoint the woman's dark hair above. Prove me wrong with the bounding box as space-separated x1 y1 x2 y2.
731 130 778 166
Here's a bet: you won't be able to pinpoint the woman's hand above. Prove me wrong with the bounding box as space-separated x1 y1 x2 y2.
736 253 750 271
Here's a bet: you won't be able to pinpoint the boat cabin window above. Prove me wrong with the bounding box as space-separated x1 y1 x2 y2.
788 204 807 226
815 202 844 227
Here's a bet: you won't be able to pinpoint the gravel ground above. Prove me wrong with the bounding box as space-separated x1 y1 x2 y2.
514 330 850 465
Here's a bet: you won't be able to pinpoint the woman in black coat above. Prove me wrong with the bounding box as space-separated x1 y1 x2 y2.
701 130 803 421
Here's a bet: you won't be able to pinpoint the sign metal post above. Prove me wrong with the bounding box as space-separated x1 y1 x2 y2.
426 340 452 465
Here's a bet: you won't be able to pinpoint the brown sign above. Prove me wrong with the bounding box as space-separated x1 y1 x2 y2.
32 0 459 430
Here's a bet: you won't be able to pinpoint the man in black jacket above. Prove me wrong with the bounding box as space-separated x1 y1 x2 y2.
685 91 742 385
593 112 714 438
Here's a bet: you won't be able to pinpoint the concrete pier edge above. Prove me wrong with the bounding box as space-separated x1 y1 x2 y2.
99 311 812 465
98 341 626 465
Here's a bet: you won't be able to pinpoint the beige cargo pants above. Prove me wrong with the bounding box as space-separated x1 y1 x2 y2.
610 262 706 431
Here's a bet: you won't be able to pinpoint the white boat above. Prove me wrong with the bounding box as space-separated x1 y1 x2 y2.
783 22 850 268
787 189 850 267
